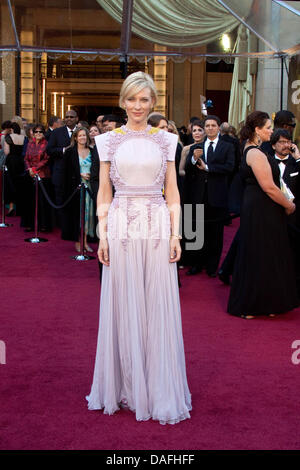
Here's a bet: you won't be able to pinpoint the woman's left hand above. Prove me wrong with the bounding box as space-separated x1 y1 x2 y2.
169 237 181 263
81 173 90 181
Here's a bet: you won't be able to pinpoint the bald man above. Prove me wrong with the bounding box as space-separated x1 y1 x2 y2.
46 109 78 217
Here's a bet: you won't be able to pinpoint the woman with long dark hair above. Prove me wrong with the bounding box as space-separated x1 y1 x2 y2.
88 124 100 148
179 120 205 177
227 111 298 318
180 120 205 269
62 127 95 252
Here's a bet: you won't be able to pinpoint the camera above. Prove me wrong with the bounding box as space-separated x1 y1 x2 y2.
193 143 204 150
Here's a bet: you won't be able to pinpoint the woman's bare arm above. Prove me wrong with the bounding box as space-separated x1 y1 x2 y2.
164 161 182 262
3 140 10 156
179 145 190 176
247 148 294 211
97 162 113 265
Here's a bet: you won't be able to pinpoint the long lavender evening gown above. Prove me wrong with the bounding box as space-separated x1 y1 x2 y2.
86 125 192 425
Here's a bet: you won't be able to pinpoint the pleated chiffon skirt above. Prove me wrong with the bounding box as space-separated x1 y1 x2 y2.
86 237 192 425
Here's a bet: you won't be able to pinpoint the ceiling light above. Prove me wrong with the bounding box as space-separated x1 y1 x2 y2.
221 34 231 51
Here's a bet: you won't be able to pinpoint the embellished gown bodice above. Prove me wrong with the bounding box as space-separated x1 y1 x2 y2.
96 125 178 245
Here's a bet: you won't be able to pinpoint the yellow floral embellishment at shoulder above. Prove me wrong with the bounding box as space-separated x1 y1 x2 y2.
113 128 126 135
148 127 160 135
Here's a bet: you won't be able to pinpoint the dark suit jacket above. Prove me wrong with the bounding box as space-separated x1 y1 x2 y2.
221 134 241 176
281 156 300 198
60 146 82 241
46 126 72 187
261 142 300 206
90 146 99 201
184 136 235 208
45 128 53 141
268 153 300 227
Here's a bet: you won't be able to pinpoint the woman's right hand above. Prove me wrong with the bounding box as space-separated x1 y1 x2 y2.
285 201 296 216
98 239 110 266
193 148 203 161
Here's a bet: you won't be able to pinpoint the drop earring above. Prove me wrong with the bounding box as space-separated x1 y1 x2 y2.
255 133 262 146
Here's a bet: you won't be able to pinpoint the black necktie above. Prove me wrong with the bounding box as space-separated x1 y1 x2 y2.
206 141 214 163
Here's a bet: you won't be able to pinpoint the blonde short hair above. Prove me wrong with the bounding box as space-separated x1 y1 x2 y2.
11 115 24 129
119 71 157 109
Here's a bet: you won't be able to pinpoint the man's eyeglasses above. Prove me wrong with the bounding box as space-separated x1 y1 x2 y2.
65 115 76 119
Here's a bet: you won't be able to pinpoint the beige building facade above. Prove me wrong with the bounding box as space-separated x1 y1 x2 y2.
0 1 234 128
1 1 297 134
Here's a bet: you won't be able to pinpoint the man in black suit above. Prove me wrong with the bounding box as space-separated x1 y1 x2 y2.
184 115 235 277
46 109 78 208
270 129 300 198
46 110 78 231
45 116 63 141
270 129 300 297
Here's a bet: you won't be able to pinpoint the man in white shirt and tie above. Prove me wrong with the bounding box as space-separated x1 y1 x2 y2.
185 115 235 277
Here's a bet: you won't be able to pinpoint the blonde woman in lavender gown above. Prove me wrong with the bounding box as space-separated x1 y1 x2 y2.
86 72 192 425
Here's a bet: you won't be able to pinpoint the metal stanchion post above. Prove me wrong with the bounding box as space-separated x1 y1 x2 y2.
72 183 95 261
25 174 48 243
0 165 12 228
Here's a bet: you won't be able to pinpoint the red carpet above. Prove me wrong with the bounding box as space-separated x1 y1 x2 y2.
1 217 300 450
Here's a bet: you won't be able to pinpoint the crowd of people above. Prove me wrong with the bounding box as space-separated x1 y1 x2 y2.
0 112 126 250
0 106 299 319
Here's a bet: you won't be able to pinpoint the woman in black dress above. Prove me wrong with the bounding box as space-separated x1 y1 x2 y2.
3 122 25 217
227 111 298 319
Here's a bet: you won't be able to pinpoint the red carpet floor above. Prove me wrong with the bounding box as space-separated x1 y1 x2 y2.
1 216 300 450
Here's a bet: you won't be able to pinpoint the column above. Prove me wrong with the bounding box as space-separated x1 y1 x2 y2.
39 52 48 126
170 59 206 127
0 4 16 121
20 31 36 123
153 44 167 116
254 2 288 114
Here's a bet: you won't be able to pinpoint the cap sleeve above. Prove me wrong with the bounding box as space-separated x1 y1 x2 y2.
164 132 178 161
95 133 110 162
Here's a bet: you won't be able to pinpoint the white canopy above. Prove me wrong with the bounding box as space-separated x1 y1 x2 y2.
0 0 299 60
